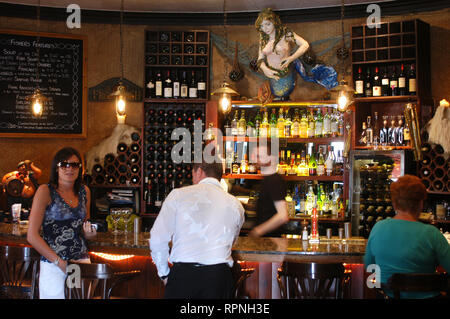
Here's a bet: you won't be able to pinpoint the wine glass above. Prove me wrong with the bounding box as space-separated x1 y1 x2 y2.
121 209 131 237
110 209 121 235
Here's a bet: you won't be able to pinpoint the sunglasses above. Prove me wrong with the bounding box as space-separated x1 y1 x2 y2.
57 161 82 169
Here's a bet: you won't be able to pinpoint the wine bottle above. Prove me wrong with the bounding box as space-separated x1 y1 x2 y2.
146 70 155 98
180 71 188 98
372 67 381 97
189 70 197 98
398 64 406 95
197 71 206 99
408 64 416 95
155 70 163 98
364 68 372 97
163 70 173 98
173 70 180 99
381 67 389 96
389 66 398 96
355 66 364 97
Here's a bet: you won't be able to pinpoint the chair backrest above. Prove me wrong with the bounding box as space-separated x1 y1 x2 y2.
0 245 40 299
65 262 114 299
277 262 346 299
383 273 450 299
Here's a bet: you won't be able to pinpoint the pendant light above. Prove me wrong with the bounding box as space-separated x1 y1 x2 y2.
330 0 355 112
27 0 48 117
211 0 239 114
109 0 132 123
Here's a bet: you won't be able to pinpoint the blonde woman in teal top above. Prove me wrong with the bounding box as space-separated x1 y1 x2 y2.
364 175 450 299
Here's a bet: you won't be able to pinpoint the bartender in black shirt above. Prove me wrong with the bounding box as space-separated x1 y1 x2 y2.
249 142 289 237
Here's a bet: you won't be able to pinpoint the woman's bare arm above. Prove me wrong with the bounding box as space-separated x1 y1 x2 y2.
280 32 309 68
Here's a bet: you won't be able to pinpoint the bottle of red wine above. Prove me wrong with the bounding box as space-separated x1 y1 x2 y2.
364 68 372 97
164 70 173 98
180 71 188 98
372 67 381 97
398 64 406 96
155 70 163 98
197 71 206 99
355 66 364 97
389 66 398 96
146 70 155 98
173 70 180 99
408 64 416 95
381 67 389 96
189 70 197 98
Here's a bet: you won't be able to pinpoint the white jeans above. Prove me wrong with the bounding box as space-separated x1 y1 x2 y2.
39 258 91 299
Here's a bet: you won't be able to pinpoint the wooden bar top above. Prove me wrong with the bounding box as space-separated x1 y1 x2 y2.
0 222 366 263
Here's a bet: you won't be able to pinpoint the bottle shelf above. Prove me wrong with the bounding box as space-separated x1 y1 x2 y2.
223 136 344 143
144 98 208 103
289 216 350 223
223 174 344 182
231 100 338 108
354 145 412 150
354 95 417 103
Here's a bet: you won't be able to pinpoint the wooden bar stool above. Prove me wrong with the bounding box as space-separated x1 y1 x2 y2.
277 262 348 299
0 245 40 299
380 273 450 299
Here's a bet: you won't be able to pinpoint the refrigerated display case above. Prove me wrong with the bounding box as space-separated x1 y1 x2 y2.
349 149 416 237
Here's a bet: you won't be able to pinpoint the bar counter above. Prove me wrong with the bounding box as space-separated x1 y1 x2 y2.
0 222 369 298
0 222 366 263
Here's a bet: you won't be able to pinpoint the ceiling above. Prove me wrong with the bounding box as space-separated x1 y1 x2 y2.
0 0 393 13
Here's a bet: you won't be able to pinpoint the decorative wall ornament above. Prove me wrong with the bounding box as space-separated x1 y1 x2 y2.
88 77 142 102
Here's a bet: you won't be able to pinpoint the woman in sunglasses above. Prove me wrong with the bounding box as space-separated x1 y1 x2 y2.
27 147 97 299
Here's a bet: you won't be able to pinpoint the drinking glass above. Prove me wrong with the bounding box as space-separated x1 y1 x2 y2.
122 209 132 236
110 209 122 235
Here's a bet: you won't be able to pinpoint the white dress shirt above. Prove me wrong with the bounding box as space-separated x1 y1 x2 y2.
149 177 245 278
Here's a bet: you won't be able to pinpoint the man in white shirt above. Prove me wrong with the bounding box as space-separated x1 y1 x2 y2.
149 159 245 298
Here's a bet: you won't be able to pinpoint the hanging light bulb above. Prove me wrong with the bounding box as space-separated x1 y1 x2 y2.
27 88 48 117
211 82 239 114
333 79 355 112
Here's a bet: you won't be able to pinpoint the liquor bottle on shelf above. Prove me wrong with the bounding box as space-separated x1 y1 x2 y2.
297 150 309 177
260 109 269 138
299 110 308 138
355 66 364 97
173 70 180 98
403 118 410 145
308 149 317 176
270 108 278 138
408 64 416 95
373 111 380 148
246 114 256 137
189 70 197 98
305 184 316 215
388 116 397 145
325 145 334 176
291 109 300 138
380 115 389 145
277 150 286 175
284 109 292 138
146 70 155 98
197 71 206 99
317 149 325 176
389 66 398 96
237 110 247 136
180 71 188 98
307 109 315 138
366 116 374 146
396 115 404 145
364 68 372 97
277 108 286 138
314 108 323 138
164 70 173 98
359 122 367 145
254 109 262 137
231 110 239 136
323 109 331 137
398 64 407 96
155 70 163 98
372 67 381 97
334 150 344 176
381 67 389 96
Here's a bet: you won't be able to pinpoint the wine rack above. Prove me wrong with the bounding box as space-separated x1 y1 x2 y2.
418 143 449 194
143 102 205 215
84 132 142 187
144 30 210 101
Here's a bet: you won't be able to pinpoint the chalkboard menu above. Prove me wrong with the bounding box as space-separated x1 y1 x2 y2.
0 30 87 137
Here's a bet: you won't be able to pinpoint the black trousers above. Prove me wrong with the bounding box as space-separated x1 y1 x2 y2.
163 262 234 299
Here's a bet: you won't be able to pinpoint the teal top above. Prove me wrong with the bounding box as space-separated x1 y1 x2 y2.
364 218 450 299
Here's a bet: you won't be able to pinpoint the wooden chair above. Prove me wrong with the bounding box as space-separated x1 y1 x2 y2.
277 262 349 299
232 261 255 299
64 262 141 299
0 245 40 299
380 273 450 299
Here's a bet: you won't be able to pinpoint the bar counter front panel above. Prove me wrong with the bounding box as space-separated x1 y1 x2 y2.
0 223 368 299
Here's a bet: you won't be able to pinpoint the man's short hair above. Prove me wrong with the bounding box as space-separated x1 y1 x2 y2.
193 160 223 180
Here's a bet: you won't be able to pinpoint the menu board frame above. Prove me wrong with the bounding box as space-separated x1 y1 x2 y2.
0 29 87 138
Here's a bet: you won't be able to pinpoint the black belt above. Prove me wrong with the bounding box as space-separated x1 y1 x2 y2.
173 262 228 268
